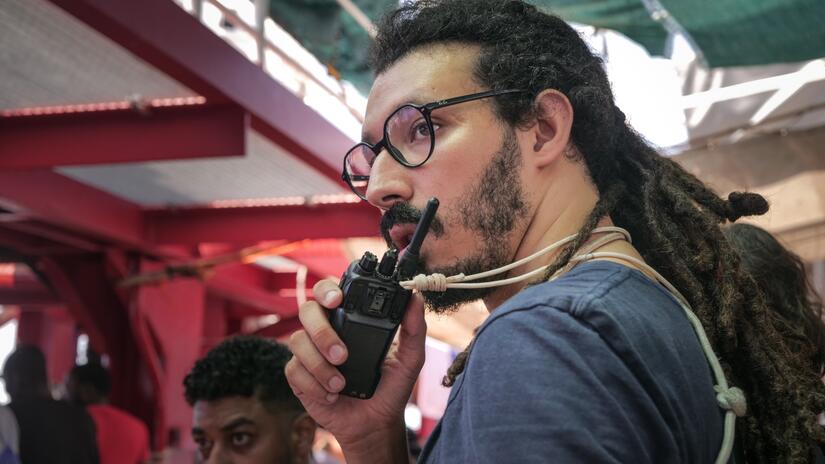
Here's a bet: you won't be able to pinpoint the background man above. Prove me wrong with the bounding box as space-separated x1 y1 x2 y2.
66 362 150 464
285 0 825 463
2 345 98 464
184 337 316 464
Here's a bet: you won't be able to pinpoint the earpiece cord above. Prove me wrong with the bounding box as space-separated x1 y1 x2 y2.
568 251 743 464
398 226 630 291
399 227 744 464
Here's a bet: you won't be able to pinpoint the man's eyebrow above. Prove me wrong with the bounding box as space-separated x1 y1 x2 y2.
221 417 256 432
191 427 204 437
360 95 435 144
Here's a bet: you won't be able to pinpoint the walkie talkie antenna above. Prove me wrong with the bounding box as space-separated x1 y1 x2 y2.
397 198 439 280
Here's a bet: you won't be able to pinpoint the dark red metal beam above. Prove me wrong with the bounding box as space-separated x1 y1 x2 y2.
146 202 381 245
0 265 59 306
0 225 76 256
0 288 61 306
48 0 351 182
207 269 299 317
0 171 147 250
0 104 247 169
1 221 102 253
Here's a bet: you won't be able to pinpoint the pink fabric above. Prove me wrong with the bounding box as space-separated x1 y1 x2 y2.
87 405 150 464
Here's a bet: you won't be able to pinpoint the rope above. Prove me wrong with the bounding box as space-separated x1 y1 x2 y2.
399 227 630 291
399 226 743 464
571 251 745 464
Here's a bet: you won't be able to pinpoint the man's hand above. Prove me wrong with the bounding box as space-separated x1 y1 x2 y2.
285 278 427 462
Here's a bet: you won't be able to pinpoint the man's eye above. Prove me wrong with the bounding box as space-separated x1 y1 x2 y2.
409 121 440 143
231 432 252 447
413 121 430 137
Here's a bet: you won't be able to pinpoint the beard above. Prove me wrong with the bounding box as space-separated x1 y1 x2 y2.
380 130 529 313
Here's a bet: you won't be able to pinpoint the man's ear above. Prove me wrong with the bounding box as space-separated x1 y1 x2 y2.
526 89 574 169
291 412 317 460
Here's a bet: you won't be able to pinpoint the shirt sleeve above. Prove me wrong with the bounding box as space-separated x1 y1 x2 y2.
460 305 678 463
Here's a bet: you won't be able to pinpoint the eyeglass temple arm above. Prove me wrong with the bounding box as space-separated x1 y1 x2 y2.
422 89 525 112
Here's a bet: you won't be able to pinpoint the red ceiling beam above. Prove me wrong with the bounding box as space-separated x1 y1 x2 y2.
0 170 145 249
0 287 61 306
0 271 60 306
146 202 382 245
1 221 102 253
0 104 247 169
207 273 298 318
48 0 351 182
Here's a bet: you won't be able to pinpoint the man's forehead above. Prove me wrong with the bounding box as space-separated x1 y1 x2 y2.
192 396 263 428
362 44 482 142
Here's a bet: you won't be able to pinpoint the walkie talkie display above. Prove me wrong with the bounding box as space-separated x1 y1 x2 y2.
330 198 440 399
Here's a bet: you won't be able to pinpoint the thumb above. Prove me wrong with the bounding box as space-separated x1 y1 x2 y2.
395 293 427 368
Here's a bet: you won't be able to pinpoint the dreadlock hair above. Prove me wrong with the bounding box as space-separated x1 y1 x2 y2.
183 336 304 415
370 1 825 462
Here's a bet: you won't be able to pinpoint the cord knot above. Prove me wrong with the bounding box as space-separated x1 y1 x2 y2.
715 385 747 417
412 273 448 292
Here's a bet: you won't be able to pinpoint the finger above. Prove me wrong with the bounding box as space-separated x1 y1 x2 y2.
395 293 427 369
289 330 346 393
400 292 427 341
298 301 347 365
312 279 343 308
285 358 339 404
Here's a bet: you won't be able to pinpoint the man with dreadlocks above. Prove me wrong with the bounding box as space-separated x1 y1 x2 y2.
284 0 825 462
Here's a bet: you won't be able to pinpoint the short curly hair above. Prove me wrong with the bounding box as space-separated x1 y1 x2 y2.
183 336 303 413
71 362 111 396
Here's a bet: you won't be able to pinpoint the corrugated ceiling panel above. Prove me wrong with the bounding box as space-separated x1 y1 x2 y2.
0 0 196 110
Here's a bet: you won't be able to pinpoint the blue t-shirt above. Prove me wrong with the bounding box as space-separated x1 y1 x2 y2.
419 261 724 463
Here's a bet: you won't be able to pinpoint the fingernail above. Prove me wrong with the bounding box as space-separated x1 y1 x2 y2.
329 344 345 362
328 376 344 391
326 393 338 404
324 290 338 306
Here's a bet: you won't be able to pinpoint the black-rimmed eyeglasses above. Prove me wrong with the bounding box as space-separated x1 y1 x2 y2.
342 88 525 200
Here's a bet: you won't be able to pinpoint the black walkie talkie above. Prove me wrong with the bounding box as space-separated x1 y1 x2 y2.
330 198 439 399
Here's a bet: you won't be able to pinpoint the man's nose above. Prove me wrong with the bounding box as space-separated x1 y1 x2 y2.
365 146 413 209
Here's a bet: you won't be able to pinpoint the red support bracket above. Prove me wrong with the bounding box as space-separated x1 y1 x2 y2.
146 202 382 245
47 0 352 182
0 104 247 169
0 171 144 248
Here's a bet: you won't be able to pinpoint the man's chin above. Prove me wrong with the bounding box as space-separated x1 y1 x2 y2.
416 256 504 314
421 287 494 314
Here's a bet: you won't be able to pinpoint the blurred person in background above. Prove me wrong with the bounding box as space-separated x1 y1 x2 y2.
725 223 825 376
67 362 150 464
184 337 316 464
725 223 825 461
0 405 19 464
2 345 98 464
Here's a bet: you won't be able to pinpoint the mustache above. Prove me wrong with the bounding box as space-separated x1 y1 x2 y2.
380 202 445 248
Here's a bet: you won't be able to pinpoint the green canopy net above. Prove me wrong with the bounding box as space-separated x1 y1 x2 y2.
269 0 825 93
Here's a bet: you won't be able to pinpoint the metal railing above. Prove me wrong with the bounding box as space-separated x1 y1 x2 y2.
173 0 366 136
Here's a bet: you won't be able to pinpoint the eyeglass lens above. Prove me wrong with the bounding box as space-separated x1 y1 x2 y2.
345 105 434 198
